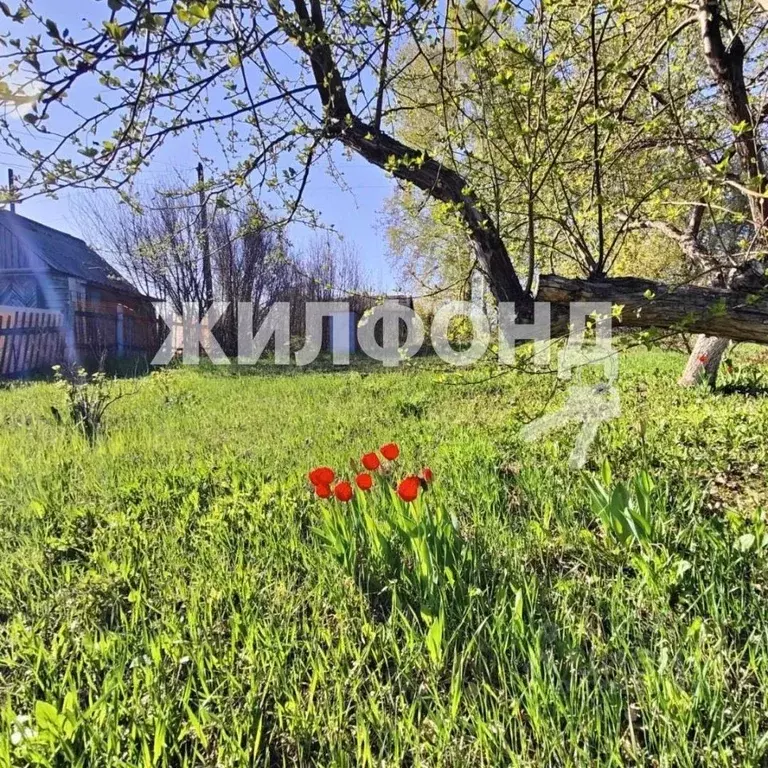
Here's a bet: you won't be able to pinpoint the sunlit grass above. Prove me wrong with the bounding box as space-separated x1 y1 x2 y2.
1 349 767 765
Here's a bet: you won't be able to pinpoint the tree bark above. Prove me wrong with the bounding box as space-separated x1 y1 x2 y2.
679 203 730 385
699 0 768 233
678 2 768 384
536 274 768 344
677 261 768 384
678 335 730 386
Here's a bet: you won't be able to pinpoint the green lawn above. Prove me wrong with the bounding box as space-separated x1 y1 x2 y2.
1 350 768 766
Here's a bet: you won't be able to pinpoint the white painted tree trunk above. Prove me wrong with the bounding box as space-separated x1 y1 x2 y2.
678 335 730 387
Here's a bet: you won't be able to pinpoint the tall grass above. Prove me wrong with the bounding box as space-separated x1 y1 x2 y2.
0 349 767 765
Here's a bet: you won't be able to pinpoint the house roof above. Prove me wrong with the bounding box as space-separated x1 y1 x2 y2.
0 209 149 298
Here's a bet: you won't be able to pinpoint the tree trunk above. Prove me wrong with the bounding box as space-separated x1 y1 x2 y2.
289 0 532 314
699 1 768 233
673 4 767 387
678 335 730 386
341 118 529 308
536 273 768 344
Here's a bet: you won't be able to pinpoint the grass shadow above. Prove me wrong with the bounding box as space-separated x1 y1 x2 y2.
715 382 768 397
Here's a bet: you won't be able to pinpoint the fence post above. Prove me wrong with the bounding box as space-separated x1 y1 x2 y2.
116 304 125 357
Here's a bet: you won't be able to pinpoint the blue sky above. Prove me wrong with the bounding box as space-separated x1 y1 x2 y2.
4 149 399 291
1 0 401 291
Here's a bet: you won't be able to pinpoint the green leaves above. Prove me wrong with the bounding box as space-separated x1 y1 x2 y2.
315 472 474 672
456 24 483 57
492 69 516 87
425 608 445 667
586 460 654 546
175 1 219 27
32 694 79 742
44 18 60 39
709 298 727 318
731 120 751 136
734 532 756 552
712 150 734 175
103 20 126 41
34 701 61 734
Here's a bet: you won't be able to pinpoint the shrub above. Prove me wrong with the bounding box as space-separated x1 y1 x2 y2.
51 364 131 445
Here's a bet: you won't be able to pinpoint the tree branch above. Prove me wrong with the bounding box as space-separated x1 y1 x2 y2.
286 0 529 306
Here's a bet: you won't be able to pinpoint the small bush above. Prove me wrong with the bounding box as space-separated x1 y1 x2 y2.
51 364 130 445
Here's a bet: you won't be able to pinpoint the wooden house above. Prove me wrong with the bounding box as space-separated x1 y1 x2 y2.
0 209 158 374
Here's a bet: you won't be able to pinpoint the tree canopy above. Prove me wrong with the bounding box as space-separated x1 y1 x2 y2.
2 0 768 343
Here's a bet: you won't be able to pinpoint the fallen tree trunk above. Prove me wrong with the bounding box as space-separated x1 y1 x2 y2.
537 274 768 344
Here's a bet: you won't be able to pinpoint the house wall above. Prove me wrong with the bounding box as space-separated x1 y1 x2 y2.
0 221 69 311
0 219 158 371
0 271 70 310
0 274 43 307
0 269 158 361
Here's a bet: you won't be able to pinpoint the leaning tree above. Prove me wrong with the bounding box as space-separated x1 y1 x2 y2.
1 0 768 377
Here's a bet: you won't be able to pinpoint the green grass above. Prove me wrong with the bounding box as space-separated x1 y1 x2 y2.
1 349 768 766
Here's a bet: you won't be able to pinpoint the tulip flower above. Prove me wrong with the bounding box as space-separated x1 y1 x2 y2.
361 452 380 471
356 473 373 491
397 475 420 502
334 481 354 502
381 443 400 461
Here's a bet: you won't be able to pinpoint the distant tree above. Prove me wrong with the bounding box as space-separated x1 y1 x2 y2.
77 183 209 316
78 185 371 353
76 182 293 350
274 235 372 344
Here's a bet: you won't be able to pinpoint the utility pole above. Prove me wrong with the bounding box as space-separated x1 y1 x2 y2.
8 169 16 214
197 162 214 309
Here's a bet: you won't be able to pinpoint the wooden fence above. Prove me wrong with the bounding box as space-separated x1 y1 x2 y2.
0 306 65 376
71 298 160 361
0 301 161 377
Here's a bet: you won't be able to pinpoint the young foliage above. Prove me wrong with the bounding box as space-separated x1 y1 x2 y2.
585 460 654 546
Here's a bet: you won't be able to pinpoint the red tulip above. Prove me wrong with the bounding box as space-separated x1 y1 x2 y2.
356 473 373 491
315 483 331 499
421 467 434 484
698 354 709 364
309 466 335 486
361 452 380 471
334 481 354 502
380 443 400 461
397 475 420 503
